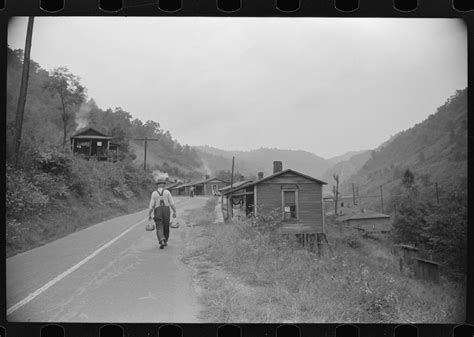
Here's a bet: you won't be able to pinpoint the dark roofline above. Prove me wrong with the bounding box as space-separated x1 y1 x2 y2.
71 127 111 138
183 177 227 187
221 180 254 195
254 169 327 186
222 169 326 195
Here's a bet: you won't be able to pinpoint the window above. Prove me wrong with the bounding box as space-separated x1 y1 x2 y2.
97 141 102 146
282 190 298 220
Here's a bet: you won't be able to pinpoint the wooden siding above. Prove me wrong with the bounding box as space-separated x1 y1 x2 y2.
204 181 227 195
256 172 324 232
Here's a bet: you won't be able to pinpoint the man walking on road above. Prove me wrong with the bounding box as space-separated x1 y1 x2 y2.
148 179 177 249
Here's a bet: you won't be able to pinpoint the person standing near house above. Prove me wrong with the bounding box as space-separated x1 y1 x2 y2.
148 179 177 249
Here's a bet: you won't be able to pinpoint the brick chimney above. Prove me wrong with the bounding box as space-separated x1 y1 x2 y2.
258 172 264 179
205 174 210 180
273 161 283 174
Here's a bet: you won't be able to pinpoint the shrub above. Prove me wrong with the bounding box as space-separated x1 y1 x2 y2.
6 164 49 218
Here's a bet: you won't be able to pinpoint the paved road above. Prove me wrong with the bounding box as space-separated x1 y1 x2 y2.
6 196 208 322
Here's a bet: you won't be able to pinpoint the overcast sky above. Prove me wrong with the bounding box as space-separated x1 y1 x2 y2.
8 17 466 158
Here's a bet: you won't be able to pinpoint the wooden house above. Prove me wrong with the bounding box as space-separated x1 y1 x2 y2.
337 209 391 233
170 183 187 196
220 180 255 219
182 176 228 196
222 161 328 234
70 127 119 162
166 180 182 190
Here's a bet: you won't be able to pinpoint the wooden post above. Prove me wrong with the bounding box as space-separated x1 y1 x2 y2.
14 17 35 167
333 174 339 215
89 139 92 157
230 156 235 188
352 183 356 205
435 182 439 204
144 136 147 171
134 137 159 171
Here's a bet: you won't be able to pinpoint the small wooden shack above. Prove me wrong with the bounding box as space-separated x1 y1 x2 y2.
222 161 327 235
166 180 182 190
337 209 391 233
170 183 187 196
183 176 228 196
70 127 119 162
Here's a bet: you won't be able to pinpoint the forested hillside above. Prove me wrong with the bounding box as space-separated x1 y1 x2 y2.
5 47 203 256
338 88 467 207
196 146 331 179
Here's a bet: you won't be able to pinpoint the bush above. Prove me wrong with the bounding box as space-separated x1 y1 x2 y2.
6 164 49 218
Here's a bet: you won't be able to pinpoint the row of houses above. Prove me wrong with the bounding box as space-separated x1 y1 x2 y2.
164 161 392 235
167 176 228 196
69 130 392 235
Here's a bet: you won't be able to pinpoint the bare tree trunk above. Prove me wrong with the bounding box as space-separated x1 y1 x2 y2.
60 92 67 148
14 17 34 167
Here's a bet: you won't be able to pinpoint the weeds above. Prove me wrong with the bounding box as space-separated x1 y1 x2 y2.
186 212 465 323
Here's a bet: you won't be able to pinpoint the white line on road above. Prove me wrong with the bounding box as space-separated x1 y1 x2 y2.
7 218 147 316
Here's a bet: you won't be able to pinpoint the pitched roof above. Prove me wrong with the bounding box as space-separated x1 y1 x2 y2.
220 180 254 195
340 209 391 221
166 181 182 189
219 169 326 196
254 169 327 185
71 127 112 139
182 177 227 187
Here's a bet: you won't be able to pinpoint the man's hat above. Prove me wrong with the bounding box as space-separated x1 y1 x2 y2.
155 179 167 185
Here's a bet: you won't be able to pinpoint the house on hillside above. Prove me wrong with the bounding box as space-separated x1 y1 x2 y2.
222 161 328 234
336 209 391 233
70 127 119 162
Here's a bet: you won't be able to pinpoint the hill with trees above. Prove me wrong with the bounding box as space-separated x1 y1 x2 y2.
337 88 467 209
5 47 205 256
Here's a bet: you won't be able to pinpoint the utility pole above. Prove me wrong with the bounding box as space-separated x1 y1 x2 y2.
333 174 339 215
14 17 34 168
134 136 159 171
380 185 384 213
435 182 440 204
230 156 235 188
356 186 359 206
352 183 356 205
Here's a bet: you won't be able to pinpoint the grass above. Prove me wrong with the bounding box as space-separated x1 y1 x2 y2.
183 206 466 323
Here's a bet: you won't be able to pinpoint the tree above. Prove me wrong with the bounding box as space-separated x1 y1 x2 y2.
401 169 415 189
333 173 339 215
14 17 34 167
391 169 431 245
45 67 86 148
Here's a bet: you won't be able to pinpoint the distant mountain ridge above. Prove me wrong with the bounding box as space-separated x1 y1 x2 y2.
195 146 332 179
326 149 370 165
321 150 371 191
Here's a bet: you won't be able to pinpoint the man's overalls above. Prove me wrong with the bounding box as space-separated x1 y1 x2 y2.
153 189 171 244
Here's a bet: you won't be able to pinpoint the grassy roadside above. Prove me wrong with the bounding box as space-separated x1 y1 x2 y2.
182 204 465 323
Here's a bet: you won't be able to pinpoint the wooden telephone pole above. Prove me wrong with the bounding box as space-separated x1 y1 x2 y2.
134 136 159 171
230 156 235 188
14 17 34 167
333 174 339 215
